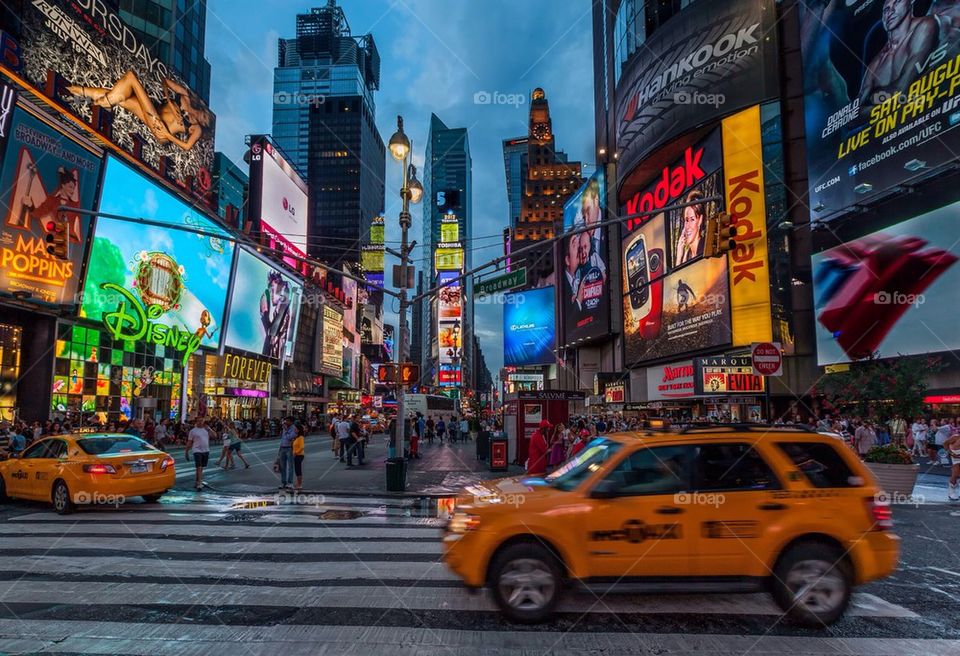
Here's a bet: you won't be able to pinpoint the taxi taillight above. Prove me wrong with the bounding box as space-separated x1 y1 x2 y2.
83 464 117 474
160 455 175 471
866 496 893 531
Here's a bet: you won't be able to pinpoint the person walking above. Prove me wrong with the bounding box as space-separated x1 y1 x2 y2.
911 418 928 459
547 422 567 471
217 424 234 469
436 417 446 444
292 424 305 491
425 415 435 445
185 418 211 491
928 419 942 464
228 421 250 468
347 414 364 466
278 417 296 489
935 420 953 466
526 420 550 476
335 416 351 462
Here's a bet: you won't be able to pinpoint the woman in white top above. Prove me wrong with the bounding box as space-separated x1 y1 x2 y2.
218 423 236 469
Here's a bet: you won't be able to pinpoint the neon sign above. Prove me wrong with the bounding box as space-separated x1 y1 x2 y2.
99 282 201 366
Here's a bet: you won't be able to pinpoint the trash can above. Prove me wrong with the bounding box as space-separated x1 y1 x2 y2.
476 431 489 461
386 457 406 491
489 434 508 472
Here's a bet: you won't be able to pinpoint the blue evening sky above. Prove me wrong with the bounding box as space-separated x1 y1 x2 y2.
205 0 596 376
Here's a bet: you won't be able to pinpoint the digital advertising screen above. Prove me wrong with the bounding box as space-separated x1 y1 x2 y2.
800 0 960 215
321 305 343 378
435 246 464 271
615 0 778 176
4 0 216 209
504 286 557 367
560 170 609 346
437 271 462 320
813 200 960 364
621 129 731 365
0 107 102 305
248 136 308 259
438 319 463 364
224 248 303 363
80 157 235 354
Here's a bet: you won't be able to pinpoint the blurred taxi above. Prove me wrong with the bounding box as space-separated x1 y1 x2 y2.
442 424 899 626
0 433 175 514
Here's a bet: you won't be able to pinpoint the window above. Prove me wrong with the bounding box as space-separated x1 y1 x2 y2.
22 441 52 459
776 442 859 489
77 436 154 456
546 437 623 492
693 443 780 491
599 445 689 496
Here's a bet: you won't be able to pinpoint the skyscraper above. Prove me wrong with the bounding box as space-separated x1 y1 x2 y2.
508 88 584 285
115 0 212 101
502 136 528 230
212 152 247 230
420 114 472 388
273 2 384 265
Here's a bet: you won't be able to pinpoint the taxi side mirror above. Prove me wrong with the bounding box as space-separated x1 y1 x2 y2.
590 479 619 499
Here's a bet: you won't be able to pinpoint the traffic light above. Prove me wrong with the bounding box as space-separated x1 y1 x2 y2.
376 364 396 384
399 363 419 386
705 212 736 258
45 213 70 260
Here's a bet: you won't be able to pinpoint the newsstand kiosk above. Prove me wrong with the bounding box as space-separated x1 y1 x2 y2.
504 390 585 467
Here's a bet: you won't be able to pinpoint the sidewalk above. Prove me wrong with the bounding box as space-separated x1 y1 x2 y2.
184 432 524 497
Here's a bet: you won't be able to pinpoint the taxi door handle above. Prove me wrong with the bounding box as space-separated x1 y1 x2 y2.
758 502 788 511
655 506 684 515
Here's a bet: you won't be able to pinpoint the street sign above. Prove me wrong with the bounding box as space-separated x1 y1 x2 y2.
475 268 526 298
751 342 783 377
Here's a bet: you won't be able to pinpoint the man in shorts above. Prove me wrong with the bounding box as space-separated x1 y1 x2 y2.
185 418 211 491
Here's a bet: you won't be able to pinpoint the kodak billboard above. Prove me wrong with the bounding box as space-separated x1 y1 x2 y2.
721 106 772 345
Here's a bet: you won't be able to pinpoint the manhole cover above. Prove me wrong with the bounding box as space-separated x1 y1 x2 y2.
222 512 267 522
318 509 364 520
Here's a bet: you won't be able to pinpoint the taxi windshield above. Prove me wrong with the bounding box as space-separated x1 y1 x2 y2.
545 438 622 492
77 436 152 455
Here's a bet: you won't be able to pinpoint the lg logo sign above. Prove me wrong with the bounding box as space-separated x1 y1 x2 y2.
282 197 296 216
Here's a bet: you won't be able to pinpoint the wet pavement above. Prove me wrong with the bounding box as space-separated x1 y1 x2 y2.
172 432 523 497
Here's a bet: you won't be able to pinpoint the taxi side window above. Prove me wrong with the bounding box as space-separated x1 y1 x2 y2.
21 442 51 459
775 442 857 488
600 445 689 496
47 440 67 458
694 443 780 492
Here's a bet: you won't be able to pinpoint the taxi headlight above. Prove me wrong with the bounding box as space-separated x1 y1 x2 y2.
448 512 481 534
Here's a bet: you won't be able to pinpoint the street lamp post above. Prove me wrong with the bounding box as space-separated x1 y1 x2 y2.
388 116 422 463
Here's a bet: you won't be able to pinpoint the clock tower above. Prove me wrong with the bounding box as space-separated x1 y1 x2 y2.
506 87 584 287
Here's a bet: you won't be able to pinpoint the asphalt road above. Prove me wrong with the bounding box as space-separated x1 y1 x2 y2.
0 488 956 655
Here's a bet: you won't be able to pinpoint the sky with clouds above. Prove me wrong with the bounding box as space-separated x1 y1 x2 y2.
205 0 596 378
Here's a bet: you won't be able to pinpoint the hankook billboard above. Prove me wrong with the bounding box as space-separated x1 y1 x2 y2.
615 0 778 177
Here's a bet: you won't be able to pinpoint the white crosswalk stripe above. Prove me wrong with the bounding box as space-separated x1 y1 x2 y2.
0 496 949 656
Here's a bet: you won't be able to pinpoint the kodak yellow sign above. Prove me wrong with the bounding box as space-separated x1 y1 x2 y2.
721 106 772 345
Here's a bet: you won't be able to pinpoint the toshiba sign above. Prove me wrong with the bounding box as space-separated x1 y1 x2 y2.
646 360 696 401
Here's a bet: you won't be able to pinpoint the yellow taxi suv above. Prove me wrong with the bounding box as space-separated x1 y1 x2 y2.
442 425 900 627
0 433 176 514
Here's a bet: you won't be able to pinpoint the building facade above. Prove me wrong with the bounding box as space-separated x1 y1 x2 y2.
420 114 473 390
508 88 584 287
212 152 248 230
273 2 384 266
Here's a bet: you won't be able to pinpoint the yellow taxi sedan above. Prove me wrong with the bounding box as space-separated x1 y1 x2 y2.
443 425 900 626
0 433 175 514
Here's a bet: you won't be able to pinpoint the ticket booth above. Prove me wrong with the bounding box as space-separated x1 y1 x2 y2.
504 390 585 467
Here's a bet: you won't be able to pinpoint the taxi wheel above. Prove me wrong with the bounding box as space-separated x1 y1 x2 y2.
0 475 7 502
51 480 75 515
772 542 852 627
489 543 561 623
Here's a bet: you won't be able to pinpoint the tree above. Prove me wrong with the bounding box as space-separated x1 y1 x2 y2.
813 353 942 420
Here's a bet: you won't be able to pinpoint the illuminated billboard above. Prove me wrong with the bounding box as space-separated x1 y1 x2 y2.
813 200 960 364
615 0 778 176
0 106 102 305
504 287 556 367
560 169 609 345
224 248 303 363
248 136 308 261
621 129 731 365
80 157 234 357
321 305 343 378
435 245 464 271
800 0 960 215
438 319 462 365
694 355 764 395
3 0 216 209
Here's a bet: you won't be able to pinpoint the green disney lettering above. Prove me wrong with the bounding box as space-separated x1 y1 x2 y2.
100 284 147 342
